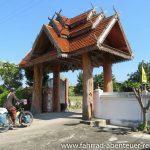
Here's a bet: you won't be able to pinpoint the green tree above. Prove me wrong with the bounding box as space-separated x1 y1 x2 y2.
68 86 75 96
0 62 23 89
128 62 150 82
0 91 9 107
74 71 83 94
94 73 104 89
94 73 120 91
24 68 49 87
74 71 120 94
0 85 7 94
120 81 141 92
121 61 150 92
24 68 34 86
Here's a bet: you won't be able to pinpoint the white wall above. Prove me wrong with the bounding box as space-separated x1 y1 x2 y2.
93 89 150 127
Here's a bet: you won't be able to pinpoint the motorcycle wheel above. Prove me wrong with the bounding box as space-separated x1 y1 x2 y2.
19 111 33 127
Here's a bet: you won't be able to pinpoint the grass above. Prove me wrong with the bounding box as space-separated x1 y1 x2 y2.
137 123 150 133
68 96 82 110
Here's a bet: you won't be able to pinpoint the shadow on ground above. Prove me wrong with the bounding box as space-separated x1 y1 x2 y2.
33 112 82 121
96 126 131 135
63 122 80 126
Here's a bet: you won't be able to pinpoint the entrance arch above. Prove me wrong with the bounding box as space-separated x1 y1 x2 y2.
20 9 133 120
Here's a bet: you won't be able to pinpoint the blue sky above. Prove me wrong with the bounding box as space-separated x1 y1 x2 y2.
0 0 150 85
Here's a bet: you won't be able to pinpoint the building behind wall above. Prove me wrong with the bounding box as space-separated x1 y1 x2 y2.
42 78 68 112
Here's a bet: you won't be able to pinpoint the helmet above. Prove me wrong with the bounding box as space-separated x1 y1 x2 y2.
10 88 16 92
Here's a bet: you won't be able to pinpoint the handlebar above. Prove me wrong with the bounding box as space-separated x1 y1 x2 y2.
16 99 27 106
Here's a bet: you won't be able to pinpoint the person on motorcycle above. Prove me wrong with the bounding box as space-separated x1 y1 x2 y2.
3 88 20 126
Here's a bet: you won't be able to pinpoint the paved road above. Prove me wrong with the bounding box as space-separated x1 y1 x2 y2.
0 112 150 150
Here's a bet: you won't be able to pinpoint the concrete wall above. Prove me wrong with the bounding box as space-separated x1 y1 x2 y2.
93 89 150 127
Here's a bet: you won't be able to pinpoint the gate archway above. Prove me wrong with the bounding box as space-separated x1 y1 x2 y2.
20 8 133 120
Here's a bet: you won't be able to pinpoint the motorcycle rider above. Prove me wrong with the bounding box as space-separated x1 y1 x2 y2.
3 88 20 126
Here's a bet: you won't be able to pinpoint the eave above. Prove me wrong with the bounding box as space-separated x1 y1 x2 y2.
19 10 133 70
20 51 57 67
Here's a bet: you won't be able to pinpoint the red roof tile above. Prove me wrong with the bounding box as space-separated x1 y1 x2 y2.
54 20 69 36
69 14 98 37
60 10 92 26
69 17 112 52
55 20 69 36
60 16 70 25
20 10 132 67
46 26 69 52
53 13 98 37
46 16 112 52
69 10 91 25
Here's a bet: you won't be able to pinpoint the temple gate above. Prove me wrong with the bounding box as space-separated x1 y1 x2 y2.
20 7 133 120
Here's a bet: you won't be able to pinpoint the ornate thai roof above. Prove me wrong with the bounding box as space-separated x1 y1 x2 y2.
20 9 133 70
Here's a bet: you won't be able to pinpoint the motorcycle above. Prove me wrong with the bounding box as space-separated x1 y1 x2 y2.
0 99 33 133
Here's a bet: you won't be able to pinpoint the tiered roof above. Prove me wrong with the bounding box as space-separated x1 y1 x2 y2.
20 8 133 70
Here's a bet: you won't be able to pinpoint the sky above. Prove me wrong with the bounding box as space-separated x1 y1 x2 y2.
0 0 150 85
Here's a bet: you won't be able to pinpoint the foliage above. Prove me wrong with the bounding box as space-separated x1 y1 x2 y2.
94 73 104 90
74 71 83 94
15 87 32 110
15 87 32 100
74 72 122 94
24 68 49 87
94 73 120 91
128 62 150 83
120 81 141 92
68 86 75 96
0 91 9 107
122 61 150 92
24 68 34 86
148 125 150 132
137 122 150 132
0 61 23 89
68 96 82 110
73 62 150 93
137 122 144 131
0 87 32 107
0 85 7 94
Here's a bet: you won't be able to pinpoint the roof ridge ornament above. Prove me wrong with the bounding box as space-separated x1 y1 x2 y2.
48 9 68 37
55 9 62 17
48 9 62 25
56 10 68 29
113 5 120 19
90 2 95 9
48 13 56 25
87 4 96 21
92 10 105 29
